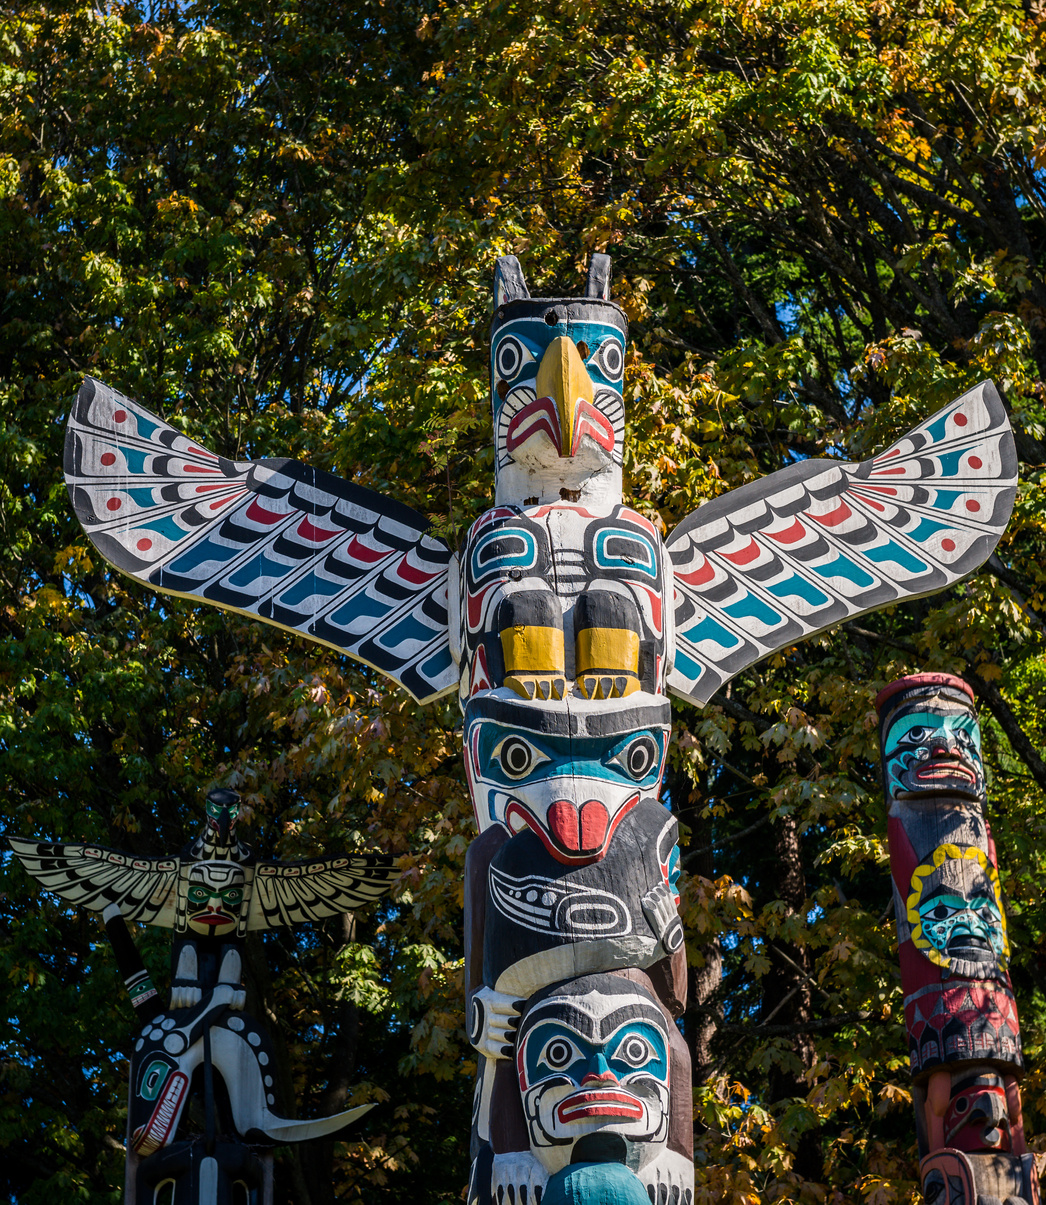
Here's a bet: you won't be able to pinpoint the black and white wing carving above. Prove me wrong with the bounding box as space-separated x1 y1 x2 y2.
246 853 398 930
65 378 456 704
8 837 180 926
667 380 1017 704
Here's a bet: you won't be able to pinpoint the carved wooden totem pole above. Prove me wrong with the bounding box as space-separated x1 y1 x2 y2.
58 253 1018 1205
877 674 1040 1205
10 789 397 1204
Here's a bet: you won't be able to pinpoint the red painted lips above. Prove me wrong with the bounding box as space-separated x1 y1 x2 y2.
556 1088 645 1123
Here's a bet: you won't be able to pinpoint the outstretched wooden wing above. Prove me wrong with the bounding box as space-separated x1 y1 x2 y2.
666 380 1017 704
247 853 398 929
8 837 180 926
65 378 456 704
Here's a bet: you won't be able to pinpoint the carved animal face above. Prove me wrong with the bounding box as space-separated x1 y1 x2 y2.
490 257 627 507
130 1052 191 1155
883 707 984 801
944 1070 1011 1152
516 974 670 1173
185 862 245 937
463 694 670 864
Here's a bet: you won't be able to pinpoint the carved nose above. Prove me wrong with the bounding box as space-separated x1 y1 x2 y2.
581 1070 618 1085
546 799 610 854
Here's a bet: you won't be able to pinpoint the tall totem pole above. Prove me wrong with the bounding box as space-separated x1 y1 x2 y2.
59 254 1018 1204
878 674 1039 1205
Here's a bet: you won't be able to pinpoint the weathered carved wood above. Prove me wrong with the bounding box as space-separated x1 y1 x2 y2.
877 674 1040 1205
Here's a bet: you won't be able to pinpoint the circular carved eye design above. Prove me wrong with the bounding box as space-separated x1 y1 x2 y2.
612 735 659 781
618 1035 652 1066
495 337 526 381
541 1038 575 1068
594 339 623 380
955 1097 969 1113
494 735 546 779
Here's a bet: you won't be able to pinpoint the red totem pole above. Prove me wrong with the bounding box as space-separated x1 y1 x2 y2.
877 673 1039 1205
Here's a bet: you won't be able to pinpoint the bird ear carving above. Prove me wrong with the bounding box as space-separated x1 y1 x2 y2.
585 253 612 300
493 255 530 308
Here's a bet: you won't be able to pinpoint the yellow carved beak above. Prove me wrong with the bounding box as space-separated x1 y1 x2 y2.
534 336 595 458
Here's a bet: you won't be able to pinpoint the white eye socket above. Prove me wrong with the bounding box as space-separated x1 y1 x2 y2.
493 735 549 780
540 1038 577 1069
955 728 974 748
610 735 660 781
495 337 534 382
591 338 623 380
615 1035 653 1066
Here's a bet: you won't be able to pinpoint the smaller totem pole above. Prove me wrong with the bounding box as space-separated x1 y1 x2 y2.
877 674 1040 1205
9 788 398 1205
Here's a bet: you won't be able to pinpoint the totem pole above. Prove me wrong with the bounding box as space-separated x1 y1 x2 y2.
59 253 1018 1204
9 788 398 1204
877 675 1039 1205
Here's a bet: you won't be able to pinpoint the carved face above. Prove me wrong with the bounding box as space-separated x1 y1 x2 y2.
185 862 245 937
944 1070 1011 1152
491 284 627 507
883 707 985 801
907 844 1009 978
516 975 670 1174
463 694 670 863
129 1050 192 1155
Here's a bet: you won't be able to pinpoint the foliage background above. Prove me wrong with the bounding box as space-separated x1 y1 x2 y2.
1 0 1045 1202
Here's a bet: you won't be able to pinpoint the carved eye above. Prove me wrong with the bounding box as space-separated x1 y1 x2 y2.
955 728 974 748
540 1037 576 1069
495 337 534 382
493 735 549 780
955 1097 970 1113
904 726 930 744
615 1034 654 1067
590 338 623 380
610 735 660 781
188 886 211 904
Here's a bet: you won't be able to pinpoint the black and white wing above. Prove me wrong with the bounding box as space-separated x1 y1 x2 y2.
246 853 398 930
7 837 180 926
65 378 456 704
667 380 1017 704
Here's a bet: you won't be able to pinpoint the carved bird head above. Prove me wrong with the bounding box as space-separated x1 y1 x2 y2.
491 255 627 508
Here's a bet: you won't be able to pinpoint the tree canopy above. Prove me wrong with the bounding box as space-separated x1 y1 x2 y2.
1 1 1045 1202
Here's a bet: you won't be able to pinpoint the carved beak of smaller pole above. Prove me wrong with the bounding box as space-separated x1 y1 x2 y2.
535 336 594 458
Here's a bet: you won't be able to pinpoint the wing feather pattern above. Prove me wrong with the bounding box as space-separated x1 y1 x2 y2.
247 853 398 930
8 836 180 926
666 380 1018 704
64 378 456 704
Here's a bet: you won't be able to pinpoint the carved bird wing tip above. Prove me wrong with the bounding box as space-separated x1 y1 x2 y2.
64 377 456 703
666 380 1018 705
246 852 399 930
7 835 180 927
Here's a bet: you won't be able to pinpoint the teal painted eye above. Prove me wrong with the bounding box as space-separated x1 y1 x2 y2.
540 1036 578 1070
188 886 211 904
616 1035 654 1067
589 338 623 380
608 735 660 781
220 888 243 907
493 735 550 780
495 337 535 382
140 1059 170 1101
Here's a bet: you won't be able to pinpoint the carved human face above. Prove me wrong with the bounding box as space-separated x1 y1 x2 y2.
516 975 670 1174
463 694 670 863
907 845 1008 978
185 862 245 937
491 300 627 506
883 707 984 801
